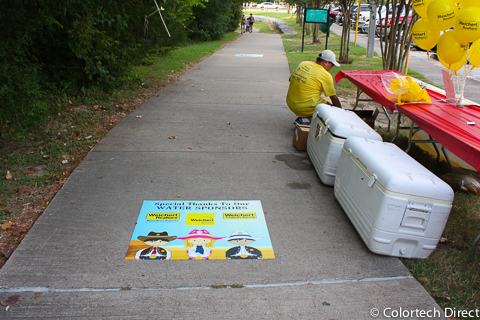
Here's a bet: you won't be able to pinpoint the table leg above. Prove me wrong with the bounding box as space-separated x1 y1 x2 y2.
381 106 392 131
441 146 454 171
471 233 480 261
390 113 402 143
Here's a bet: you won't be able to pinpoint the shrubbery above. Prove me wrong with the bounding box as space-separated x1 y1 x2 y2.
189 0 243 41
0 0 242 137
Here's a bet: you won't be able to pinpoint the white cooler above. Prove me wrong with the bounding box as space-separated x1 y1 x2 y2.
307 104 382 186
334 137 454 259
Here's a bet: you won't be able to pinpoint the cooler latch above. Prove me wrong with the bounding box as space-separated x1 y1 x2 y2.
367 174 377 187
322 124 329 135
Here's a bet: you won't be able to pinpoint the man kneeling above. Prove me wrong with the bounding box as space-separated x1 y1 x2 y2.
286 50 342 125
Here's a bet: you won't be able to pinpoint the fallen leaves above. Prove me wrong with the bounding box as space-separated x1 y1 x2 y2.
5 171 12 180
1 294 23 311
168 136 177 139
0 247 16 259
1 221 12 231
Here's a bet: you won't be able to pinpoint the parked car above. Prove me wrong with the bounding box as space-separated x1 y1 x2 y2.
376 7 412 38
357 21 369 34
356 6 388 34
258 2 279 10
350 4 371 26
335 9 344 24
329 7 341 21
336 5 367 25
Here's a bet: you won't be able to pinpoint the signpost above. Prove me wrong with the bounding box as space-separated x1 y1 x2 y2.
302 8 330 52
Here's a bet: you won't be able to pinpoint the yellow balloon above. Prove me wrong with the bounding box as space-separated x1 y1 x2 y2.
468 40 480 68
454 7 480 43
413 0 433 18
427 0 457 31
439 54 467 71
459 0 480 9
412 18 441 51
437 30 468 64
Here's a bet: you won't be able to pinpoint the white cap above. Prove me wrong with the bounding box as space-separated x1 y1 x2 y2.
319 50 340 67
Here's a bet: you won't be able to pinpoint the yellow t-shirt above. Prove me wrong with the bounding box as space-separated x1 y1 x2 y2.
286 61 336 117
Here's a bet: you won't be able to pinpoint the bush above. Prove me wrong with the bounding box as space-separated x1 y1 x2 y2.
0 63 49 136
0 0 199 135
189 0 243 41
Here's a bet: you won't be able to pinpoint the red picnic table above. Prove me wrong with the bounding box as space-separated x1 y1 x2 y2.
335 70 480 172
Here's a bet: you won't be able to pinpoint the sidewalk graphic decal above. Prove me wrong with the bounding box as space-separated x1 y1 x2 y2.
125 200 275 260
235 54 264 57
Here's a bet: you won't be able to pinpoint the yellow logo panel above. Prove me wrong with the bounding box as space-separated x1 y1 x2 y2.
186 213 215 225
146 212 180 220
223 213 257 219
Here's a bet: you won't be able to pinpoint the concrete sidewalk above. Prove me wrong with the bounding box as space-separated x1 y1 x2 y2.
0 33 448 319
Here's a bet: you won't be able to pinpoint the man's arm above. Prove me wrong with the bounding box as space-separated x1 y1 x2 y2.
329 95 342 108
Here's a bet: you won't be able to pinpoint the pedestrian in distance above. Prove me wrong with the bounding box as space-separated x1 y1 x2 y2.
286 50 342 125
247 13 255 33
241 14 246 33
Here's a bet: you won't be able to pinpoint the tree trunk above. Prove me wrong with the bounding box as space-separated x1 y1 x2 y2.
379 0 415 71
313 23 320 43
297 6 304 27
312 0 321 43
338 0 356 64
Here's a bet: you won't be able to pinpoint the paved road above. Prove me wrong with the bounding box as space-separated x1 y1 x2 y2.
0 33 449 319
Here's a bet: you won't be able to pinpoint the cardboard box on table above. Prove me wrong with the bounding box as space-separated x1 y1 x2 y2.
334 137 454 259
306 104 382 186
293 124 310 151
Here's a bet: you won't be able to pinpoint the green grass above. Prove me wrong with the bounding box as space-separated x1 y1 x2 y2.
135 33 240 87
253 21 278 34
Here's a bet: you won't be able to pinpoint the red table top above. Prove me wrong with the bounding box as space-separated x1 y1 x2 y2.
335 70 480 172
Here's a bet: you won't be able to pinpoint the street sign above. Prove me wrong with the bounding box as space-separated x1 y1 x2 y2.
302 8 330 52
305 9 328 23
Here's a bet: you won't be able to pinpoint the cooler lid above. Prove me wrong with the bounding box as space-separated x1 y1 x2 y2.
343 137 454 202
314 104 382 141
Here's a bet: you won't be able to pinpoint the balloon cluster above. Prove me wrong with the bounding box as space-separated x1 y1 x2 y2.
412 0 480 71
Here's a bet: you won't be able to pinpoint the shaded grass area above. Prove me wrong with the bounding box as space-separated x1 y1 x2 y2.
276 11 480 318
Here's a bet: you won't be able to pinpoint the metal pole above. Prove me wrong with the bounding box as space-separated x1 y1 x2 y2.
325 8 330 50
302 7 306 53
154 0 171 37
354 0 360 46
367 3 376 58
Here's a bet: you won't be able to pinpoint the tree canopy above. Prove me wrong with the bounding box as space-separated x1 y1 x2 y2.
0 0 243 133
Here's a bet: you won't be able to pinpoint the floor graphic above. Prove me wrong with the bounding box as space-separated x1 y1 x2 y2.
235 54 264 57
125 200 275 260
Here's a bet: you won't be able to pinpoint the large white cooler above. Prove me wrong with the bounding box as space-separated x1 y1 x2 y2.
307 104 382 186
334 137 454 259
